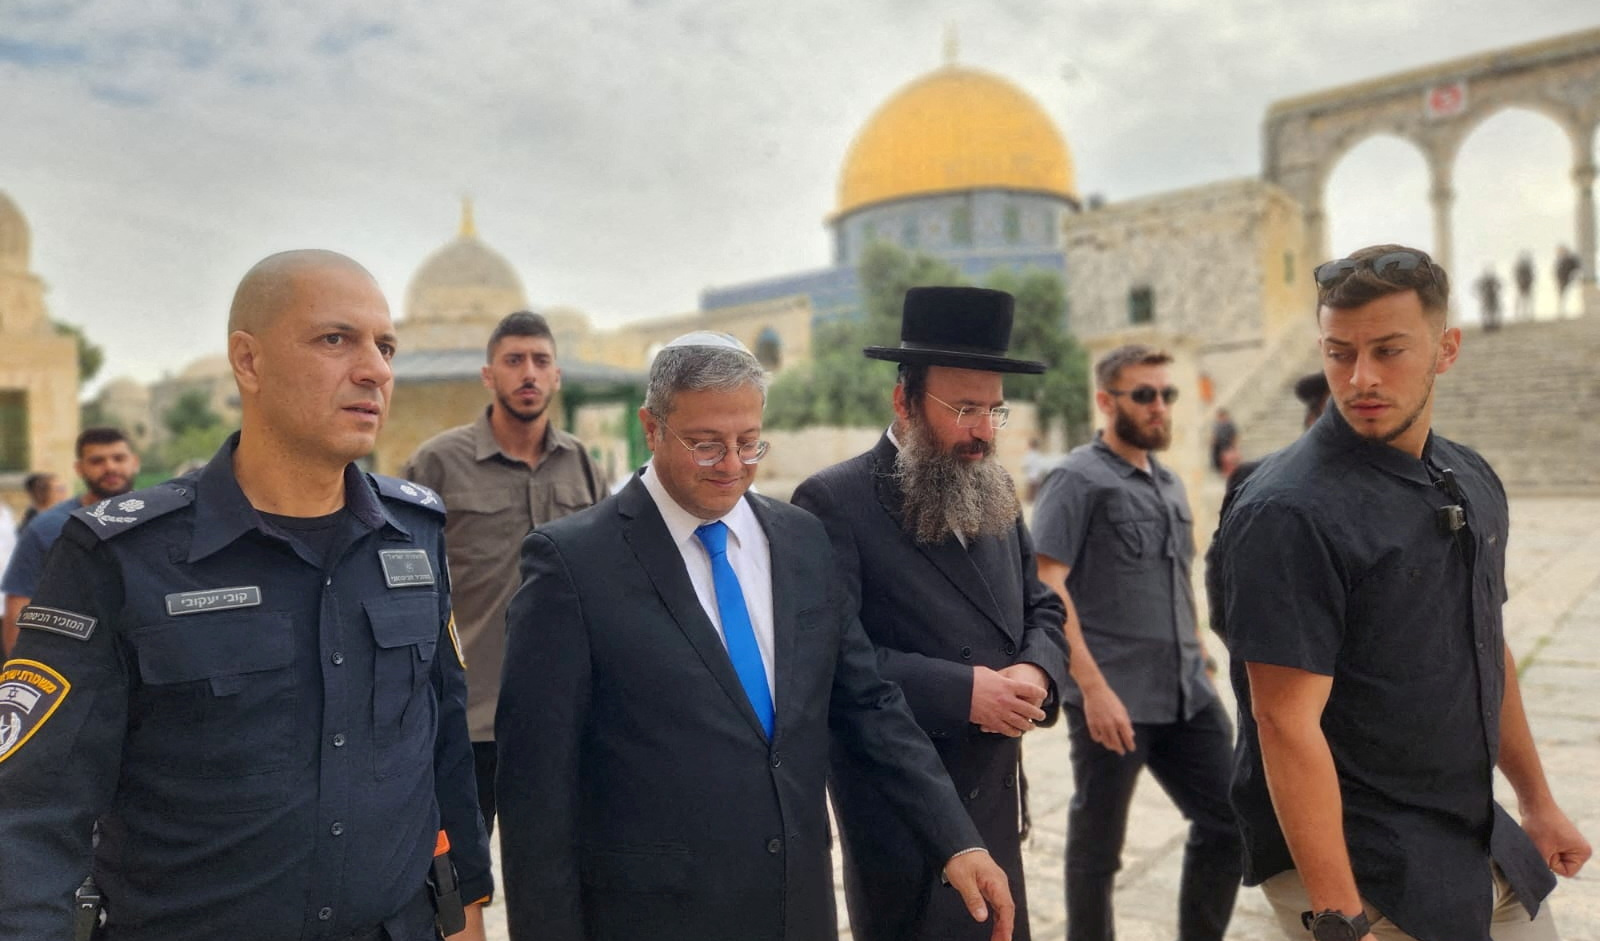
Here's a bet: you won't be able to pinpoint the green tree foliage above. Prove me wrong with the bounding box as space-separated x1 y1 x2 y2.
766 242 1089 442
52 320 104 385
982 267 1091 443
766 243 962 429
159 390 229 471
164 389 222 437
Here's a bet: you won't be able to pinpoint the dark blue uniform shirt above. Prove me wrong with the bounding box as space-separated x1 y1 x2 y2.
0 436 491 940
1213 406 1552 941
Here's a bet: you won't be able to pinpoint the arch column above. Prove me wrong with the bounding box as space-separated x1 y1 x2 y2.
1303 198 1328 268
1574 159 1597 286
1428 169 1455 284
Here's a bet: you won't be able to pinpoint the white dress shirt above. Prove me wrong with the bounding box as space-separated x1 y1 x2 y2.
640 465 777 701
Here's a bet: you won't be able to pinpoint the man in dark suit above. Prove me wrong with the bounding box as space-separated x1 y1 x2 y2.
792 287 1070 941
496 331 1017 941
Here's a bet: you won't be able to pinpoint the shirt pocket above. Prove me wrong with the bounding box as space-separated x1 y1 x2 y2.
366 594 439 780
1104 501 1160 564
132 612 298 782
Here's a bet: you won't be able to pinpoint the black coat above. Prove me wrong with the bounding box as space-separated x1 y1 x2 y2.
495 475 982 941
792 435 1069 941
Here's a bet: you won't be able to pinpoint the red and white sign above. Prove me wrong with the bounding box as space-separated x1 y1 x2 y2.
1424 81 1468 119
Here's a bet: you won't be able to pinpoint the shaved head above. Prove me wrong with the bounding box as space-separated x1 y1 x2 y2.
228 249 380 334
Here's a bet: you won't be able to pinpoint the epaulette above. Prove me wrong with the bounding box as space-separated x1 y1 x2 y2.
370 474 445 515
70 481 197 541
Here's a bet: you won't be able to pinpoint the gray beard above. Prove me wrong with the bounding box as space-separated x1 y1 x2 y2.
893 414 1021 546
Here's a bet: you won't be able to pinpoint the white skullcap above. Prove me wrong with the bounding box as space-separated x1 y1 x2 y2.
661 331 751 353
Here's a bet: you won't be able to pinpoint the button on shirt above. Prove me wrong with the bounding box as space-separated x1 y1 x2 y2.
1213 406 1551 941
402 409 609 740
640 465 776 698
0 436 492 941
1032 433 1211 723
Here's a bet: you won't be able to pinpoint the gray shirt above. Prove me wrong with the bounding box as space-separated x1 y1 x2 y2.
1032 433 1213 723
402 409 609 739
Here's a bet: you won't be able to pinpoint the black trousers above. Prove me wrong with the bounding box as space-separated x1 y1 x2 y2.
473 740 498 837
1062 697 1242 941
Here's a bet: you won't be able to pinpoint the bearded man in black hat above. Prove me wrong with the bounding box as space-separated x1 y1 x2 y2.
792 286 1069 941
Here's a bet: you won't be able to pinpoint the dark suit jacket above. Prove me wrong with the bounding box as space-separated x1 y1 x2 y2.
495 475 983 941
791 434 1069 941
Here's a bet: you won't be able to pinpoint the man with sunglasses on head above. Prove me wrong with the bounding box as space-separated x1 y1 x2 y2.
1032 343 1242 941
792 287 1069 941
1213 244 1590 941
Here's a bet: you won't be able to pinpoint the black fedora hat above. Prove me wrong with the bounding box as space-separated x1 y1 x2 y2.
863 286 1046 375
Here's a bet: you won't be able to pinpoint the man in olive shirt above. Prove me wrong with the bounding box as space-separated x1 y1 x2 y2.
402 310 609 832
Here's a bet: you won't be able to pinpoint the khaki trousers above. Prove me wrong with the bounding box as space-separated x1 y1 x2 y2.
1259 865 1559 941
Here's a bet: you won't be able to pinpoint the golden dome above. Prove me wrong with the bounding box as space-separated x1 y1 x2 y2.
835 65 1077 218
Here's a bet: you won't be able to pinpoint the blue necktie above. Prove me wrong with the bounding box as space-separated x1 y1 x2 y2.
695 521 775 738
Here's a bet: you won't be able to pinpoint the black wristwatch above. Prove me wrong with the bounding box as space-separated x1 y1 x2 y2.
1302 909 1371 941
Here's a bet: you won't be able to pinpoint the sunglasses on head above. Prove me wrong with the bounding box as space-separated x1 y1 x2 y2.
1108 385 1179 405
1313 250 1440 287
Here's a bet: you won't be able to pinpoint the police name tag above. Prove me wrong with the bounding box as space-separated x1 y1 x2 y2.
16 606 98 642
165 586 262 617
379 549 435 588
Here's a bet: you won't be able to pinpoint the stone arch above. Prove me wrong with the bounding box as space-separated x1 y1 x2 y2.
1452 107 1575 321
1264 27 1600 313
754 326 783 370
1322 133 1433 258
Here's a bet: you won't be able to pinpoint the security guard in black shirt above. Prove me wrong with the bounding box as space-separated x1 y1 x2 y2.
0 250 491 940
1214 244 1589 941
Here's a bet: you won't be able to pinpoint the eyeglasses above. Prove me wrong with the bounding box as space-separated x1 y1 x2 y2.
1108 385 1179 406
925 392 1011 429
658 420 770 467
1314 250 1442 288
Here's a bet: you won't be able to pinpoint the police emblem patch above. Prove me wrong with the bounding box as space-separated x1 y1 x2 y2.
17 605 98 642
0 660 71 764
379 549 436 588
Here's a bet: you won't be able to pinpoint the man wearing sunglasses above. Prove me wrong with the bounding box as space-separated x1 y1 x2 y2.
1033 343 1241 941
1213 244 1591 941
792 287 1069 941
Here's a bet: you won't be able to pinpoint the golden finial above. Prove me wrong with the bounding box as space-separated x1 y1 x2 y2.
943 23 958 65
459 196 477 238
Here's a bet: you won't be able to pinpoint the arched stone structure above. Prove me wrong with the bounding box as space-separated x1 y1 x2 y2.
1264 28 1600 313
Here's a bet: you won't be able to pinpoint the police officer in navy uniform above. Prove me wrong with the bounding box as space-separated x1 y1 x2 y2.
0 250 491 940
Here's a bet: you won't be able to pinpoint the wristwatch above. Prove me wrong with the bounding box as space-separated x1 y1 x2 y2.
1302 909 1371 941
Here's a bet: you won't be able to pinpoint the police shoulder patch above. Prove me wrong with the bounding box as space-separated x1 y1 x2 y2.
0 660 72 765
70 481 195 541
370 474 444 514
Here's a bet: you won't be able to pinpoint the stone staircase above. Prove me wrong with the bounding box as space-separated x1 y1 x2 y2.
1224 314 1600 494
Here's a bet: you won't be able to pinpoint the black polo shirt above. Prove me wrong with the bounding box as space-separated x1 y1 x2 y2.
1033 433 1213 723
1214 406 1553 941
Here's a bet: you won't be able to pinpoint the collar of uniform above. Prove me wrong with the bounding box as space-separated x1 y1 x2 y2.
1309 403 1434 487
187 433 397 563
1091 431 1170 481
638 462 761 557
472 406 575 463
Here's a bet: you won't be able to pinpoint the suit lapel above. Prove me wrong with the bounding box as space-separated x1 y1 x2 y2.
617 478 769 741
748 495 799 742
871 434 1017 641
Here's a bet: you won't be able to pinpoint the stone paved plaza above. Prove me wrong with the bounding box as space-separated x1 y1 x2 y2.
482 496 1600 940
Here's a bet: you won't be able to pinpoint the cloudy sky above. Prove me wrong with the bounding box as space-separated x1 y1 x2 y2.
2 1 1597 386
